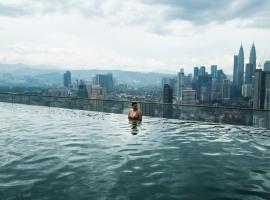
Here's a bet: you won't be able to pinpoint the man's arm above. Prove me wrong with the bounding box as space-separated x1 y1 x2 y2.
128 110 131 119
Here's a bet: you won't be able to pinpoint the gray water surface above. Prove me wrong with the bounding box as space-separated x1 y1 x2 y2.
0 103 270 200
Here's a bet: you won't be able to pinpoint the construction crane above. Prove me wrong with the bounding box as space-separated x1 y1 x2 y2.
258 49 268 69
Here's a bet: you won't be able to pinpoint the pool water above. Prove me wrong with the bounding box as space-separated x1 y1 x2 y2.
0 103 270 200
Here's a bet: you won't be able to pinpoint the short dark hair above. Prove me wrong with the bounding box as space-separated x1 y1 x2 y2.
131 101 138 106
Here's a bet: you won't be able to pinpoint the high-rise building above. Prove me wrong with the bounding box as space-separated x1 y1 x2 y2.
237 44 245 89
232 45 244 93
182 90 197 104
242 84 252 98
265 88 270 110
264 61 270 72
233 55 238 85
77 80 88 98
162 77 176 94
163 84 173 118
222 79 231 99
93 73 114 93
253 69 264 109
211 81 220 101
163 84 173 103
63 71 71 87
264 74 270 128
249 43 256 71
265 73 270 109
211 69 229 101
184 74 192 88
193 75 212 102
211 65 218 80
176 69 184 103
90 85 107 99
199 66 206 76
194 67 199 79
217 69 226 82
245 63 254 84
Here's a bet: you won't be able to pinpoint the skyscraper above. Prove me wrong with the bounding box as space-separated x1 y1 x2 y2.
90 85 107 99
163 84 173 104
199 66 206 76
237 44 244 89
63 71 71 87
252 67 270 128
177 69 184 103
264 61 270 72
163 84 173 118
253 69 268 109
221 79 231 99
182 90 197 104
193 75 212 102
249 43 256 71
245 63 254 84
211 65 217 80
93 73 114 93
233 55 238 85
242 84 252 98
194 67 199 79
162 77 176 94
265 73 270 110
77 80 88 98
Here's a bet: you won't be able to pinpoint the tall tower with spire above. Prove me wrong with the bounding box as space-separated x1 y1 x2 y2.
237 44 244 89
249 43 256 73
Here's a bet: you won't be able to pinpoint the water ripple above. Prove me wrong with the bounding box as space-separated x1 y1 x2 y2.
0 102 270 200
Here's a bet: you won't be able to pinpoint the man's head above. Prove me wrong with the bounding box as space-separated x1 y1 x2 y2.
131 101 138 110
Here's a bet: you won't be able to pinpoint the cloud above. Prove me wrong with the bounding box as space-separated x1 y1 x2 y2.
0 0 105 17
0 0 269 74
0 0 269 30
143 0 270 28
0 3 29 17
0 44 172 72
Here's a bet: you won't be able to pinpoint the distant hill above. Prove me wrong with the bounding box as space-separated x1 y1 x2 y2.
0 63 61 75
69 69 175 86
0 63 174 87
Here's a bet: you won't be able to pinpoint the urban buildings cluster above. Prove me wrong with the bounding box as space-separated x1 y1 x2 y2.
60 42 270 113
63 72 114 99
162 65 230 106
162 43 270 111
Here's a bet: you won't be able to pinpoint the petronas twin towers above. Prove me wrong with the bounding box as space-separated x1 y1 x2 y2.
249 43 257 69
233 43 256 91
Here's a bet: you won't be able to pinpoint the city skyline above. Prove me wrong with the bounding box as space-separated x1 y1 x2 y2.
0 1 269 74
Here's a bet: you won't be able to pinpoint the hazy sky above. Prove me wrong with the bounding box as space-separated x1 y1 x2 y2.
0 0 270 74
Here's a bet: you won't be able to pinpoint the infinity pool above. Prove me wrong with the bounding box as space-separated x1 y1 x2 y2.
0 102 270 200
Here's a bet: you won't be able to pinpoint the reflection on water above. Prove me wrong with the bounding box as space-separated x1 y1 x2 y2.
129 120 141 135
0 102 270 200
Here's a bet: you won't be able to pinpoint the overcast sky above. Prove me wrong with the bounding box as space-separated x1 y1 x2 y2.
0 0 270 74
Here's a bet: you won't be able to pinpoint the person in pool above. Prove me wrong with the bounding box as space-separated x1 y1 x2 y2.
128 101 142 122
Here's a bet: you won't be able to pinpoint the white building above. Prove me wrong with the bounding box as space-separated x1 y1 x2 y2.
176 69 184 104
89 85 107 99
242 83 252 98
